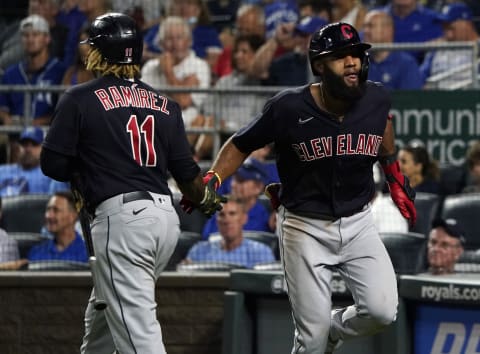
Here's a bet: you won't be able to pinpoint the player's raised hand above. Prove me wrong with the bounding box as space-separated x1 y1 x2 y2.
382 160 417 226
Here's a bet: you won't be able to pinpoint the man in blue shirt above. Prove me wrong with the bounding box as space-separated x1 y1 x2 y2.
185 196 276 268
0 127 68 196
382 0 443 62
0 14 66 126
363 10 423 90
202 157 273 238
28 191 88 263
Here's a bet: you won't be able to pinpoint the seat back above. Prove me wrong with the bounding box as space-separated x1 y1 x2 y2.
380 232 428 274
455 250 480 273
410 193 440 237
2 194 50 233
441 193 480 250
171 193 208 233
8 232 45 259
438 163 467 196
165 231 202 271
176 261 246 272
28 260 90 271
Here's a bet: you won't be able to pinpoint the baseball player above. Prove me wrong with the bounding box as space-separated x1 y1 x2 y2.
190 22 416 353
40 13 223 354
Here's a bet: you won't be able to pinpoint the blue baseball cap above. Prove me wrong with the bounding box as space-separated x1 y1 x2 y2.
436 3 473 23
234 158 269 184
19 127 44 145
295 16 328 35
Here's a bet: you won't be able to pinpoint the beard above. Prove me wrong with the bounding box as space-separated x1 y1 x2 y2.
322 64 366 101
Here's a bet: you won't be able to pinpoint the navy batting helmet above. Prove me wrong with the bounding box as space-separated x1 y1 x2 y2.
81 13 143 65
309 22 371 81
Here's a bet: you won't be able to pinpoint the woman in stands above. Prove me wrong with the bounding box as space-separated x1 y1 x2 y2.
398 144 441 194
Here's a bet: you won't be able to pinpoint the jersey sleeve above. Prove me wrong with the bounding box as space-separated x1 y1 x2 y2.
231 96 278 154
43 91 81 156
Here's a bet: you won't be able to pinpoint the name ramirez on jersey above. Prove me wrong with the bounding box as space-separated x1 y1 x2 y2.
94 83 169 113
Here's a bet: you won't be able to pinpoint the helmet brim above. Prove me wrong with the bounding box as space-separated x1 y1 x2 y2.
317 42 371 58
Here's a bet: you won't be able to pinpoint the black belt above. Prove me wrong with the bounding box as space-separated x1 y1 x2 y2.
294 204 368 221
123 191 154 203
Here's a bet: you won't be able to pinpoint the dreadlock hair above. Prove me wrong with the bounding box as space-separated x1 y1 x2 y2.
86 48 140 79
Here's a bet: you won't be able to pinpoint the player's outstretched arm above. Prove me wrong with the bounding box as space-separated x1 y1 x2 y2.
379 118 417 226
177 173 226 217
210 136 249 182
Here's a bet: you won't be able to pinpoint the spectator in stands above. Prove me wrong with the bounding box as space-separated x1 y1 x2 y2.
398 144 441 194
27 191 88 263
0 14 66 126
202 158 273 239
363 10 424 90
0 0 77 72
331 0 367 30
0 127 67 197
194 34 267 159
427 218 465 275
141 16 211 138
214 4 266 79
61 26 95 85
183 195 276 268
463 140 480 193
143 0 222 67
371 163 409 233
263 0 299 39
382 0 443 62
78 0 112 25
250 15 327 85
297 0 332 22
56 0 87 52
0 196 27 270
420 2 479 90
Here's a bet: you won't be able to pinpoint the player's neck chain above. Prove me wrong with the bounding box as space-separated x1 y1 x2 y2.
320 84 345 122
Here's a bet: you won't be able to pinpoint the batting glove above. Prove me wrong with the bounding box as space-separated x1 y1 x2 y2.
382 160 417 226
198 171 227 217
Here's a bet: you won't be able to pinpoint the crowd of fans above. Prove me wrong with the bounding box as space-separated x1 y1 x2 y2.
0 0 479 273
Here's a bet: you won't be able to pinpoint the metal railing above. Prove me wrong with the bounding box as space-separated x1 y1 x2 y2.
0 40 478 157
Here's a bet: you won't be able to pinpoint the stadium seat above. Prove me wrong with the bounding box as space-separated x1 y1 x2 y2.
438 163 468 196
455 250 480 273
176 261 246 272
8 232 45 259
441 193 480 250
2 194 50 233
28 260 90 271
380 232 428 275
165 231 202 271
410 193 440 237
171 193 208 233
253 261 282 271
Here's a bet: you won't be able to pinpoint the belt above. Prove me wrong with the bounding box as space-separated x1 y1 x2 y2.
123 191 154 203
294 204 368 221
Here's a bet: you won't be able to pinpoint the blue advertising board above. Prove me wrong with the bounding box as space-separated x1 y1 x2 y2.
415 305 480 354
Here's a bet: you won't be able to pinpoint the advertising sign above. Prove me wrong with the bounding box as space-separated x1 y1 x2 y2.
414 305 480 354
391 91 480 165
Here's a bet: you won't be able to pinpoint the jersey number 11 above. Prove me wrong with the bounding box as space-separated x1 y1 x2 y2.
126 115 157 167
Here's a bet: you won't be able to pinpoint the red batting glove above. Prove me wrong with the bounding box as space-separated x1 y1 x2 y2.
381 160 417 226
180 171 222 214
265 183 282 211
